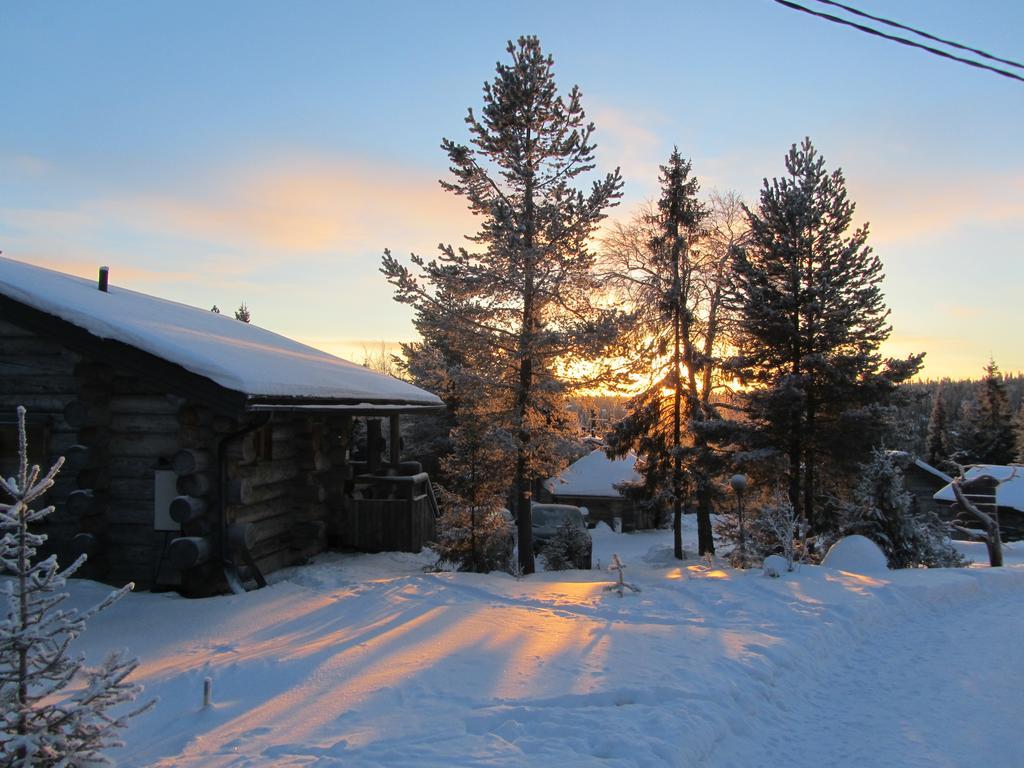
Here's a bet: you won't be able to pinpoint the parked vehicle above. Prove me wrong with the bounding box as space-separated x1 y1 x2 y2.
531 503 593 569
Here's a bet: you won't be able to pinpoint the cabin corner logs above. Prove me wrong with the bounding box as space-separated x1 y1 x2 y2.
0 317 436 596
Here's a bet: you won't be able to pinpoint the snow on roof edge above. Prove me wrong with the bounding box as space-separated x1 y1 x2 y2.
0 257 442 406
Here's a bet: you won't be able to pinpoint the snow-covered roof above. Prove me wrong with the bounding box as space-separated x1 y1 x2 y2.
0 257 442 407
544 449 641 498
887 451 953 483
933 465 1024 512
913 458 953 484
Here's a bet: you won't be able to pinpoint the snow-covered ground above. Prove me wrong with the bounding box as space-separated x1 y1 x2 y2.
62 523 1024 767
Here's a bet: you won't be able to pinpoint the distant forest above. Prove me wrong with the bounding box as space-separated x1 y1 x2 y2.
572 369 1024 469
890 370 1023 461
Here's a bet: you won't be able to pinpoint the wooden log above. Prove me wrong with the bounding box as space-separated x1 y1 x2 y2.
170 495 208 524
111 412 181 434
2 374 80 395
0 355 75 376
108 455 162 478
168 536 213 569
73 361 115 383
176 472 213 497
108 432 179 457
250 547 297 577
78 426 111 449
212 415 237 434
66 489 102 517
72 532 100 557
0 394 74 413
229 500 288 525
63 400 111 429
109 395 178 414
227 522 258 551
236 459 297 487
178 404 212 427
172 449 211 476
63 444 91 471
110 478 154 501
77 467 110 490
292 520 326 542
227 478 290 506
106 504 157 525
177 424 213 449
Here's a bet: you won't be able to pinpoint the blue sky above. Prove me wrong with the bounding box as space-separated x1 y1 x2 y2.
2 1 1021 378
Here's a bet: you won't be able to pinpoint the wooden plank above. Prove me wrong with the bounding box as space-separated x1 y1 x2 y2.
109 395 181 414
111 412 181 434
108 432 180 458
109 478 155 501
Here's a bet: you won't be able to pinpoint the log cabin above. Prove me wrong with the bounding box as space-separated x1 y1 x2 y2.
542 449 655 531
0 257 444 595
887 451 953 521
933 464 1024 541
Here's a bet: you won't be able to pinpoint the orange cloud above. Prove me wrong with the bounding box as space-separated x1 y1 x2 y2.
86 156 475 258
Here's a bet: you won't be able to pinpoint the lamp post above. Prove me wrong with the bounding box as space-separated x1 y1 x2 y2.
730 474 748 567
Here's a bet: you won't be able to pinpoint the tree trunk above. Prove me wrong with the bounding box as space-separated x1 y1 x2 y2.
515 155 537 575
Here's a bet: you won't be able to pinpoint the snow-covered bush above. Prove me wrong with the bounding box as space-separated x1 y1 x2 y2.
542 519 591 571
716 493 802 569
838 448 964 569
432 496 514 574
1 407 152 765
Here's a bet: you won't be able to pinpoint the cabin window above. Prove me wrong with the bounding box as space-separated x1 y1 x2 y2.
0 418 50 481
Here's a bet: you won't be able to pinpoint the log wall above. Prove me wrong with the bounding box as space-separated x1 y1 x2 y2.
0 318 82 566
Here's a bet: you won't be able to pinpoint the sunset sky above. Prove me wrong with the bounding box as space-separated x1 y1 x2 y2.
2 1 1021 380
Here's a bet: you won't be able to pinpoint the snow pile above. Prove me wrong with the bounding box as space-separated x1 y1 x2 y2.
0 257 441 404
544 449 641 497
53 527 1024 768
762 553 790 577
821 534 889 573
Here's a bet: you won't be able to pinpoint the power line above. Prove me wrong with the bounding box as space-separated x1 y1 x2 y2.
772 0 1024 84
809 0 1024 71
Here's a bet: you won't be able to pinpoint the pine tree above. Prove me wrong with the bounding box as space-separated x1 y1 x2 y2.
957 360 1016 465
925 383 949 467
603 154 739 557
729 138 923 531
0 407 151 764
382 36 624 574
210 305 221 314
233 303 251 323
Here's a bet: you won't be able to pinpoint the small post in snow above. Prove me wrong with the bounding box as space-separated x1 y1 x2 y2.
604 553 641 598
203 677 213 708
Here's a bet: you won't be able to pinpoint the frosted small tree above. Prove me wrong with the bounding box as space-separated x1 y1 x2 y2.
542 520 591 571
1 407 151 765
233 303 251 323
841 448 963 568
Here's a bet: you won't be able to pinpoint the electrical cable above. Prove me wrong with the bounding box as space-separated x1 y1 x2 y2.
808 0 1024 71
772 0 1024 84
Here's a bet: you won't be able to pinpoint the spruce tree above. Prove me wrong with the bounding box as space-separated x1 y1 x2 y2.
603 152 737 557
729 138 923 531
957 360 1016 465
841 448 963 568
233 303 251 323
0 407 151 764
382 36 624 574
925 383 949 467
